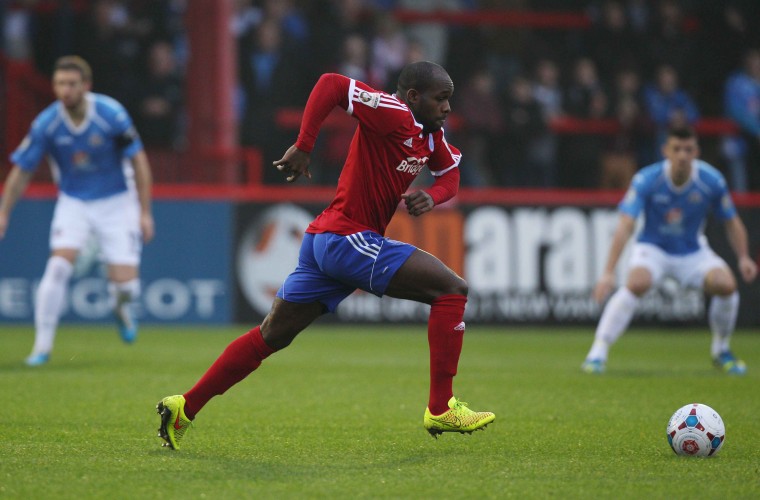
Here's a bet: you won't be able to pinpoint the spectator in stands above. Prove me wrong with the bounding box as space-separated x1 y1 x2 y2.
585 0 642 80
306 0 376 80
337 33 370 82
75 0 142 107
625 0 650 34
607 66 653 165
499 75 547 187
314 33 373 184
645 0 697 88
231 0 262 40
531 58 563 187
642 63 699 160
724 49 760 192
601 94 650 189
455 68 502 186
562 57 608 187
696 2 760 116
369 12 409 91
133 40 183 148
238 17 308 181
262 0 309 46
396 0 465 66
2 0 36 61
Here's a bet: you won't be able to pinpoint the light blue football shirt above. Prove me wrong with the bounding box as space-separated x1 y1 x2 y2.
618 160 736 255
10 92 143 200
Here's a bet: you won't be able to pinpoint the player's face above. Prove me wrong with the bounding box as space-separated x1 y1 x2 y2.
411 78 454 133
662 136 699 184
52 70 90 110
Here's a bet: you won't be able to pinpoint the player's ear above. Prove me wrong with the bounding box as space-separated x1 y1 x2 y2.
406 88 420 104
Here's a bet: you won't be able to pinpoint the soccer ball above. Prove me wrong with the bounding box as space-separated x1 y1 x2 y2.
666 403 725 457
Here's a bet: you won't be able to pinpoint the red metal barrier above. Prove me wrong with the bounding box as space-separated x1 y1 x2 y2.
275 109 739 136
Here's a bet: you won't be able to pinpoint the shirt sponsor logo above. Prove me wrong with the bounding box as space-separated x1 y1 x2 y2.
396 156 429 175
654 194 670 203
665 208 682 225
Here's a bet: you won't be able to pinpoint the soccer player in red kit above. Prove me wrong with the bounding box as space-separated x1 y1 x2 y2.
156 61 495 450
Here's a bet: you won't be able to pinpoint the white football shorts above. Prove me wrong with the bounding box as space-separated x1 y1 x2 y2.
49 191 141 266
627 240 729 289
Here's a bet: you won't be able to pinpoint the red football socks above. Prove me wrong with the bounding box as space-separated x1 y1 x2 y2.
427 294 467 415
183 326 274 420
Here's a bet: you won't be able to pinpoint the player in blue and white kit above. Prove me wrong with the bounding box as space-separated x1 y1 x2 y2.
0 56 154 366
582 126 757 375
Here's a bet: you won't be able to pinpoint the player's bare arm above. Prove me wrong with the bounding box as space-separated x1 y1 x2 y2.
273 145 312 183
723 216 758 283
594 213 636 303
132 150 155 243
0 166 34 239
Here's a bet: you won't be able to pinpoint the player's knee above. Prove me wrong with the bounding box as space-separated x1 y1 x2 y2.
626 269 652 296
260 320 299 351
444 276 468 298
705 269 736 296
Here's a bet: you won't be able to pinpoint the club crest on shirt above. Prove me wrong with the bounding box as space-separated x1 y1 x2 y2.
88 133 104 147
357 90 380 108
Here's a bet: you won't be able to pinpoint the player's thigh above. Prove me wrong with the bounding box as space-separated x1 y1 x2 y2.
50 194 91 254
676 246 735 294
277 233 355 313
626 243 665 293
385 248 467 304
90 192 141 266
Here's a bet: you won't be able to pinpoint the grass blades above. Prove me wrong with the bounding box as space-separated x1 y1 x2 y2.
1 324 758 499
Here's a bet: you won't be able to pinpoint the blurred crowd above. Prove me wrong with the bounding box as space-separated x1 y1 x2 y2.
2 0 760 190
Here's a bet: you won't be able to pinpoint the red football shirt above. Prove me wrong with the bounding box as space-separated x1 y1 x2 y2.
297 74 461 236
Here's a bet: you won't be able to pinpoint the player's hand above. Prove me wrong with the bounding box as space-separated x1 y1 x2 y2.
141 212 155 243
273 145 312 183
592 272 616 303
401 191 434 217
738 255 758 283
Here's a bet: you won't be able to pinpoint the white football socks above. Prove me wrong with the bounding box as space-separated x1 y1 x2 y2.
32 256 73 355
709 292 739 358
587 287 639 361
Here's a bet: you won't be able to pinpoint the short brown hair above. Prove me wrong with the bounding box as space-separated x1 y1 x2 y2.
53 55 92 82
667 125 697 141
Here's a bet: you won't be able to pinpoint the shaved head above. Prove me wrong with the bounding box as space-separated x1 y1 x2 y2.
397 61 451 94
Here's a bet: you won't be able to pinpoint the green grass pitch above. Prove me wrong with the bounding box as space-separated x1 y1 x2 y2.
1 324 759 499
